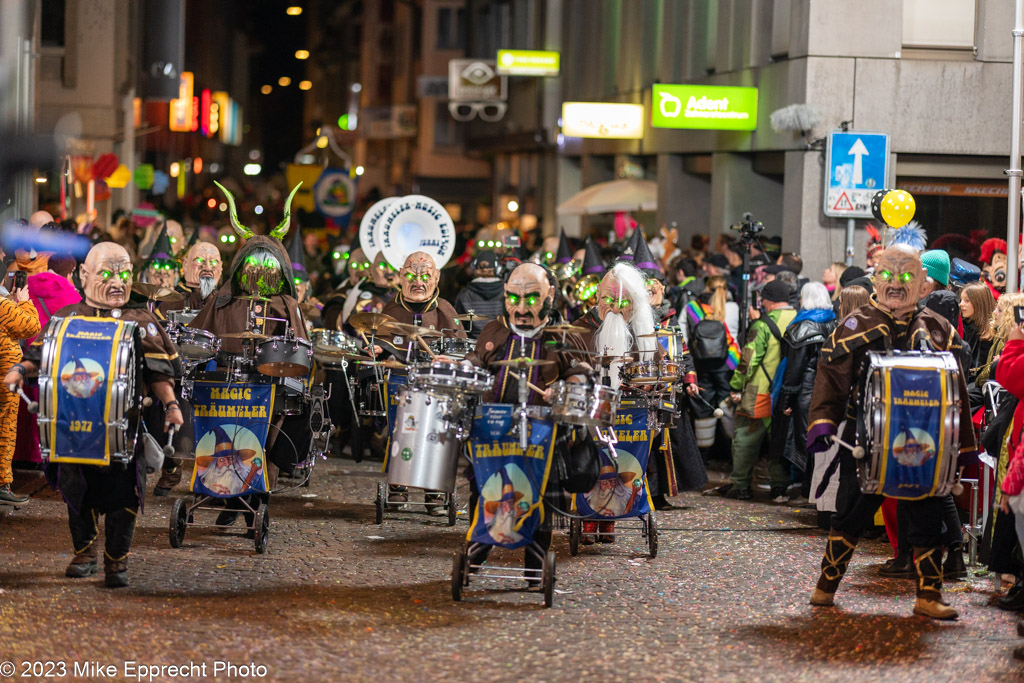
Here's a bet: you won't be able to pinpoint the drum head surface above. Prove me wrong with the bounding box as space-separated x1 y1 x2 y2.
378 195 456 269
359 196 399 261
258 361 308 378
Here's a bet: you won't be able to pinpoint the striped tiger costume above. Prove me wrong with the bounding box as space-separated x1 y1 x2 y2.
0 298 42 485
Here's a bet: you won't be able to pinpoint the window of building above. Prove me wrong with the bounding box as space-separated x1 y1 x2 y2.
41 0 66 48
903 0 975 49
434 100 463 149
437 7 466 50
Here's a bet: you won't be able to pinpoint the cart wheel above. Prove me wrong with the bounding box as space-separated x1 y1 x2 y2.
568 518 581 556
446 493 458 527
169 498 187 548
374 481 385 525
452 550 466 601
648 515 658 559
542 550 556 608
254 503 270 554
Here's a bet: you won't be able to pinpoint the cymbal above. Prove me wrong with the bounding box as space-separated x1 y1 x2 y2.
589 354 635 365
380 321 443 339
220 331 269 340
492 357 555 368
339 353 373 362
349 312 396 335
543 323 587 335
236 294 270 302
635 329 683 339
131 283 186 304
454 312 494 323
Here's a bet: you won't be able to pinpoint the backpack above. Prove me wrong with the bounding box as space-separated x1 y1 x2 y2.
691 318 728 360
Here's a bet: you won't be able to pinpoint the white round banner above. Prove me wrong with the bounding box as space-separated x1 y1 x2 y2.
378 195 455 269
359 196 399 261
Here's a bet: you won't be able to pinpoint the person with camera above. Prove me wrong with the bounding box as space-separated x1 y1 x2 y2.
0 269 42 505
723 279 797 499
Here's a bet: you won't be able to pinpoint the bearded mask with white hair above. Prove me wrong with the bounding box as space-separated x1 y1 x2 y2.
593 263 657 389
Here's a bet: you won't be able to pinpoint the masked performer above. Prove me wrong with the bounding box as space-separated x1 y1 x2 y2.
575 262 660 542
190 182 307 355
140 225 179 291
5 242 182 587
807 244 977 620
378 252 465 361
464 262 590 579
631 235 706 507
180 240 224 310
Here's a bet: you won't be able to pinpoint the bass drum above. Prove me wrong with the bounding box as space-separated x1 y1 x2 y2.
859 351 961 500
38 315 142 466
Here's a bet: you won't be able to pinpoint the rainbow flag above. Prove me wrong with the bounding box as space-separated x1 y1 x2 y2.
684 301 740 370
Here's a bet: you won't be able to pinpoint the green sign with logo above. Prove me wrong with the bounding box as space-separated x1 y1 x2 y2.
496 49 560 77
651 84 758 131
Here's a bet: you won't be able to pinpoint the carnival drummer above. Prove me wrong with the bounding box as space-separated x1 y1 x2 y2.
5 242 183 588
463 261 590 580
377 251 464 361
180 239 224 310
806 244 976 620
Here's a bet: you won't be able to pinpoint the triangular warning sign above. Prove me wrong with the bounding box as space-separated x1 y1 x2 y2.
831 191 854 211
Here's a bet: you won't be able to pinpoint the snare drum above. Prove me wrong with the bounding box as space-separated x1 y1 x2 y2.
429 337 476 358
620 360 681 387
38 316 141 465
176 328 220 363
409 361 494 395
388 387 464 492
859 351 961 500
311 329 361 368
550 381 620 428
256 336 313 378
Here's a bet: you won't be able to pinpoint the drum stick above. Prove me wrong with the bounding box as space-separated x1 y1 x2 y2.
163 424 178 458
8 384 38 414
418 336 437 360
689 391 724 418
830 435 865 459
507 371 546 397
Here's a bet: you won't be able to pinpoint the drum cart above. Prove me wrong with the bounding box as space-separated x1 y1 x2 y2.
170 492 270 553
451 540 557 608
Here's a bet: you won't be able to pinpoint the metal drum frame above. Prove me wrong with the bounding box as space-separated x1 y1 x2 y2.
38 317 141 465
859 351 961 498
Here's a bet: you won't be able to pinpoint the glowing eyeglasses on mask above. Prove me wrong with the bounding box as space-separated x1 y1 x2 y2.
603 295 631 309
506 292 540 307
100 269 132 282
877 269 915 284
404 272 431 282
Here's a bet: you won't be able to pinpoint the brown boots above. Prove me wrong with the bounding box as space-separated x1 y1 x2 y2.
809 529 858 606
911 547 958 620
65 542 98 578
104 556 129 588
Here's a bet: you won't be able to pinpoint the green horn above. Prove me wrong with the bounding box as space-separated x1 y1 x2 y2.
214 180 254 240
271 182 302 240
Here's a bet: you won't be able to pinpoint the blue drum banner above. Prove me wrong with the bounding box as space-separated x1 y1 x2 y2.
574 401 654 520
467 404 557 550
48 317 124 465
189 382 274 498
877 366 947 499
381 372 409 473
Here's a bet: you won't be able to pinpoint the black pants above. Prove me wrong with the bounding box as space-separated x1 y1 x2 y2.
68 506 137 561
832 493 943 548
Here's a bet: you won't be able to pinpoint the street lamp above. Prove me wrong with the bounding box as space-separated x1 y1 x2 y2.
295 50 309 60
278 76 291 87
507 199 519 212
298 80 312 91
286 6 302 16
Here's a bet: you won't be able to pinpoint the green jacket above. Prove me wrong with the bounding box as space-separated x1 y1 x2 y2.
730 307 797 417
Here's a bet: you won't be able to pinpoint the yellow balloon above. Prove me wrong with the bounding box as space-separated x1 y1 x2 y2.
106 164 132 189
880 189 916 228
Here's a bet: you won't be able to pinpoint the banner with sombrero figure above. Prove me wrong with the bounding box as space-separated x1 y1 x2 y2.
47 317 127 465
466 404 557 550
574 400 654 519
189 381 274 498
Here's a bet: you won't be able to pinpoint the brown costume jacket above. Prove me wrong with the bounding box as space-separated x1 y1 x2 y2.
805 298 977 461
378 293 464 361
466 317 589 405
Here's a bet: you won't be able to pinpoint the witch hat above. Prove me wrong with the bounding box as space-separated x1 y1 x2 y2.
630 229 664 281
211 425 256 460
145 223 176 267
581 237 606 276
287 230 309 282
556 229 574 264
72 358 89 378
597 448 637 484
484 467 526 515
618 228 641 261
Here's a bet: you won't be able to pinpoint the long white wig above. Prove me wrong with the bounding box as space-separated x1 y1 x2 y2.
595 262 658 388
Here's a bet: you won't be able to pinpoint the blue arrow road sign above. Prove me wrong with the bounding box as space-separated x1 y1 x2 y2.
824 130 890 218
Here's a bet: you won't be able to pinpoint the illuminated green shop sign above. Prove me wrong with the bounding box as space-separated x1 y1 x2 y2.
651 84 758 131
496 49 560 77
